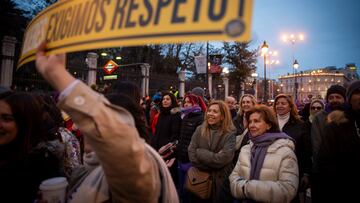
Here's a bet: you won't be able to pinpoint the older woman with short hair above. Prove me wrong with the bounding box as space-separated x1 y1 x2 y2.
229 105 298 202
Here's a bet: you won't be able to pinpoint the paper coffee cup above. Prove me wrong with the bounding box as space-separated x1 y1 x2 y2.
39 177 68 203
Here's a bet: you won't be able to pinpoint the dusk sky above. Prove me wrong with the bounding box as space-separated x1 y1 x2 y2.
249 0 360 79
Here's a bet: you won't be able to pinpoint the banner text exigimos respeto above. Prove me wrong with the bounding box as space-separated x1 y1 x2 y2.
18 0 253 67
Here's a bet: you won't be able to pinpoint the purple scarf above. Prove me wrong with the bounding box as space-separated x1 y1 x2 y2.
249 132 293 180
180 106 202 119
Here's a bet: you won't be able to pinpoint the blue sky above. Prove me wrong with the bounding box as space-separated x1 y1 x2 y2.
248 0 360 79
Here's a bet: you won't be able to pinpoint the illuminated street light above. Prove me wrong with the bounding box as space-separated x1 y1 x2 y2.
282 32 305 100
115 56 122 60
261 41 269 102
261 41 269 55
293 59 299 69
222 67 230 98
282 33 305 44
101 52 108 57
282 32 305 62
264 50 280 100
266 59 280 65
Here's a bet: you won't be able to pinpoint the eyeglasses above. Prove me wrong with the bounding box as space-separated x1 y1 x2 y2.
311 106 322 110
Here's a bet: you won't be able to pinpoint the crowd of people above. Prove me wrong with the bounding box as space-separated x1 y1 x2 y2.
0 43 359 203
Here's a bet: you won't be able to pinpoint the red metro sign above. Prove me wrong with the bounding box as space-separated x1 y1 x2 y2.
103 60 119 74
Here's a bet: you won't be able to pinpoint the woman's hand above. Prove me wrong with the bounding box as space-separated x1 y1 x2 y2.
35 42 75 91
36 42 65 76
299 175 310 191
165 158 176 168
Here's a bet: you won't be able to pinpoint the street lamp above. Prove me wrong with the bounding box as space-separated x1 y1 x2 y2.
251 72 258 100
222 67 230 99
265 50 280 100
207 61 212 98
261 41 269 102
282 33 305 45
282 33 304 61
293 59 299 101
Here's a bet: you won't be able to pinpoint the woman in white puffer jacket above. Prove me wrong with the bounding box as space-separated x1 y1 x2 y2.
229 105 299 203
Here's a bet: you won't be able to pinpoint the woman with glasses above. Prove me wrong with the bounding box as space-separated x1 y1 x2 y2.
303 99 324 202
273 94 312 202
309 99 325 123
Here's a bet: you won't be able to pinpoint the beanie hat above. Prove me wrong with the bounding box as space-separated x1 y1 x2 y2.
152 92 162 102
326 85 346 102
191 87 205 97
346 80 360 102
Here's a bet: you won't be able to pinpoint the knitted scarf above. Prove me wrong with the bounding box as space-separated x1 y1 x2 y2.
180 106 202 119
249 132 292 180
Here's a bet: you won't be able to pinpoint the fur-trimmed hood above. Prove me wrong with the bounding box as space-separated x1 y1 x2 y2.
170 107 181 114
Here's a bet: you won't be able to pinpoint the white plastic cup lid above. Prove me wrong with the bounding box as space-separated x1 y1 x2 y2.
39 177 68 191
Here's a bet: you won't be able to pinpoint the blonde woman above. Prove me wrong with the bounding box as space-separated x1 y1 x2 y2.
232 94 257 163
188 100 236 202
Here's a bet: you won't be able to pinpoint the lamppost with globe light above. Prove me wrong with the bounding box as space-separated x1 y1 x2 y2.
222 67 230 99
261 41 269 102
293 59 299 101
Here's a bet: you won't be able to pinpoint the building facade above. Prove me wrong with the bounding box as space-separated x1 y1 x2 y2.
278 65 358 101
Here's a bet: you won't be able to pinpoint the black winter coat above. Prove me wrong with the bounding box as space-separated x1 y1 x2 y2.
152 108 182 150
282 118 312 177
0 140 64 203
316 110 360 202
232 114 250 164
177 111 204 162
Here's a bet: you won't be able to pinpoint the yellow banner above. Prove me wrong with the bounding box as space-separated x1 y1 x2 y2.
18 0 253 67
